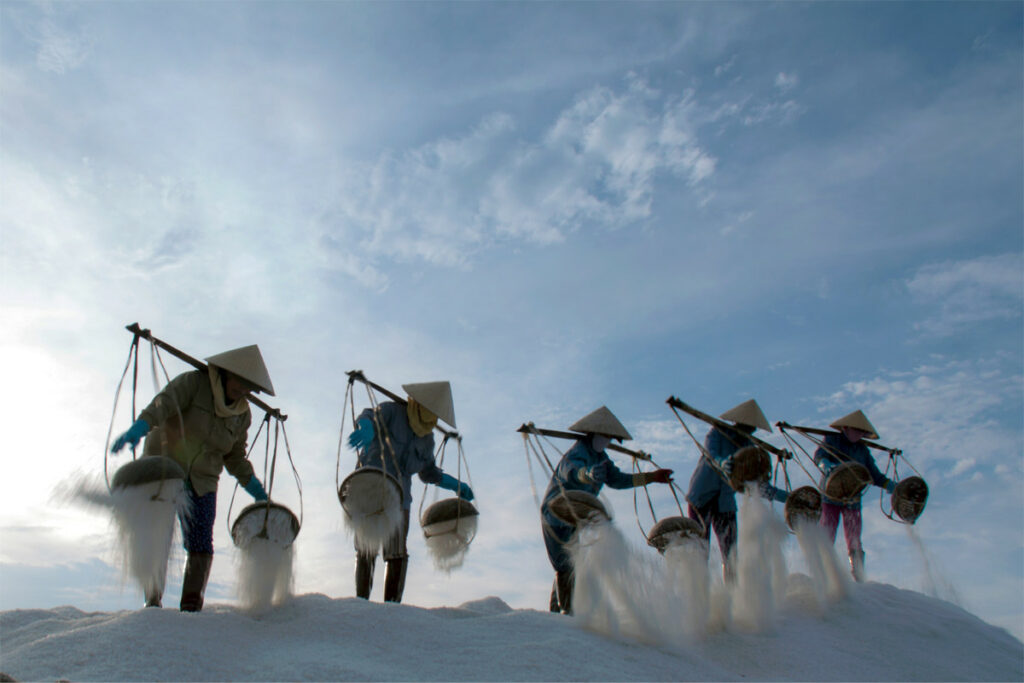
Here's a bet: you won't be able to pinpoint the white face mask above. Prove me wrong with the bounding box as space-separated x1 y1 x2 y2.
591 435 611 452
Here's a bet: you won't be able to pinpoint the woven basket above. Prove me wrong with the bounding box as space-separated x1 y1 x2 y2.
111 456 185 489
231 502 300 549
784 485 822 531
420 498 479 538
646 515 704 553
547 490 610 527
892 476 928 524
823 461 871 502
729 446 771 492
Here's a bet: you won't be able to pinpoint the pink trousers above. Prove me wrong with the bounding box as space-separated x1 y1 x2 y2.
819 501 863 553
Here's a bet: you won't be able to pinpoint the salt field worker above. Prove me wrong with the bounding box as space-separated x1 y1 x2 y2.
685 399 788 584
110 344 274 611
814 409 896 582
347 381 474 603
541 406 674 615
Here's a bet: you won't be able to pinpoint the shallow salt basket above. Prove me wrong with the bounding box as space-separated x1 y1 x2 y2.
231 502 300 549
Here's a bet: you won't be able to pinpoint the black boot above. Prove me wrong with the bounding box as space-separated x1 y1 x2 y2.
144 590 162 608
383 557 408 603
850 549 866 583
180 553 213 612
555 570 574 615
356 553 376 600
549 577 560 613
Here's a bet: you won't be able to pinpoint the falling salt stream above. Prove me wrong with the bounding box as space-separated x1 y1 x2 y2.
233 508 297 612
423 516 478 573
906 524 962 606
569 489 870 646
66 475 187 603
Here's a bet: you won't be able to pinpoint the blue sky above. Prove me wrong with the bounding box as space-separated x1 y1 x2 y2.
2 1 1022 639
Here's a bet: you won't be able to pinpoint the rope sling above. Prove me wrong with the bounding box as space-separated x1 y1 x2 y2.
104 323 301 542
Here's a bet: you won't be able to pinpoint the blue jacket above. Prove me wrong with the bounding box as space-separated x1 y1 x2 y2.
814 432 889 507
541 439 635 515
686 426 788 512
355 402 442 510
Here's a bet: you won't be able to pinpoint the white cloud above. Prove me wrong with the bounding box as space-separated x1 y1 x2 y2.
775 72 799 91
906 253 1024 336
322 76 716 285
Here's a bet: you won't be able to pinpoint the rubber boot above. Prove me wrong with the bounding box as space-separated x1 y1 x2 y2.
144 590 162 608
383 557 408 603
850 549 866 583
555 570 574 615
549 577 560 613
355 553 376 600
179 553 213 612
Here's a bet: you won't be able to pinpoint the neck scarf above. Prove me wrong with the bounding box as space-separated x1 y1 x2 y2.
406 397 437 437
209 366 250 418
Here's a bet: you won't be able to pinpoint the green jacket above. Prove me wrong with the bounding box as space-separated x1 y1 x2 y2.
139 370 254 496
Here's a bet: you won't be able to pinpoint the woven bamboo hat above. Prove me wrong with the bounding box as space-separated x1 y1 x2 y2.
402 381 456 428
719 399 771 432
206 345 275 396
829 410 878 440
568 406 632 441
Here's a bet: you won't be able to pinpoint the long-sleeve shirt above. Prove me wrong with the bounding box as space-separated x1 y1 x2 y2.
686 426 788 512
541 439 636 514
139 370 254 496
355 401 443 510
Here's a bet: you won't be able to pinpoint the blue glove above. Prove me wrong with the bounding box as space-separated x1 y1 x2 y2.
111 418 150 453
885 479 897 494
347 418 375 450
244 476 269 501
438 473 474 501
578 459 612 485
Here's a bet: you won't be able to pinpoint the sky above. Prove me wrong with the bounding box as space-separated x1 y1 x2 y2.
1 0 1022 642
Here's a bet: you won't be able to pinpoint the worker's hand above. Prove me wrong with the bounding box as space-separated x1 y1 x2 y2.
111 419 150 453
720 456 734 477
243 476 269 501
579 460 612 485
438 473 474 501
884 479 897 494
347 418 375 450
647 468 674 484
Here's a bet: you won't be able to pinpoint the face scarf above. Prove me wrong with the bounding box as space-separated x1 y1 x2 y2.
406 397 438 437
208 366 250 418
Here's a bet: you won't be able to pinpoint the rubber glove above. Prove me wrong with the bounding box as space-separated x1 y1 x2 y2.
111 418 150 453
646 468 674 484
347 418 375 450
244 476 269 501
438 473 474 501
577 459 612 485
884 479 897 494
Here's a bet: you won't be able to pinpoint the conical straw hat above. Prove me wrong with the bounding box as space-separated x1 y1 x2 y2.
829 410 878 439
568 406 632 441
402 381 456 428
719 399 771 432
205 345 275 396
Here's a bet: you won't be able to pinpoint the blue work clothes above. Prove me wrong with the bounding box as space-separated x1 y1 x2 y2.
540 439 637 573
814 432 890 508
354 402 443 510
686 426 787 514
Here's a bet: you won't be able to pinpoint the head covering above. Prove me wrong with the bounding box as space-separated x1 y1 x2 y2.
402 381 456 428
205 344 275 396
829 410 879 440
719 399 771 432
568 406 632 441
207 366 250 418
406 397 438 437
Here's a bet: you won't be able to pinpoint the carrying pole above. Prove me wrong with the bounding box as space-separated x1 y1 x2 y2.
126 322 287 421
666 396 791 460
515 423 652 461
775 421 901 455
346 369 460 441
